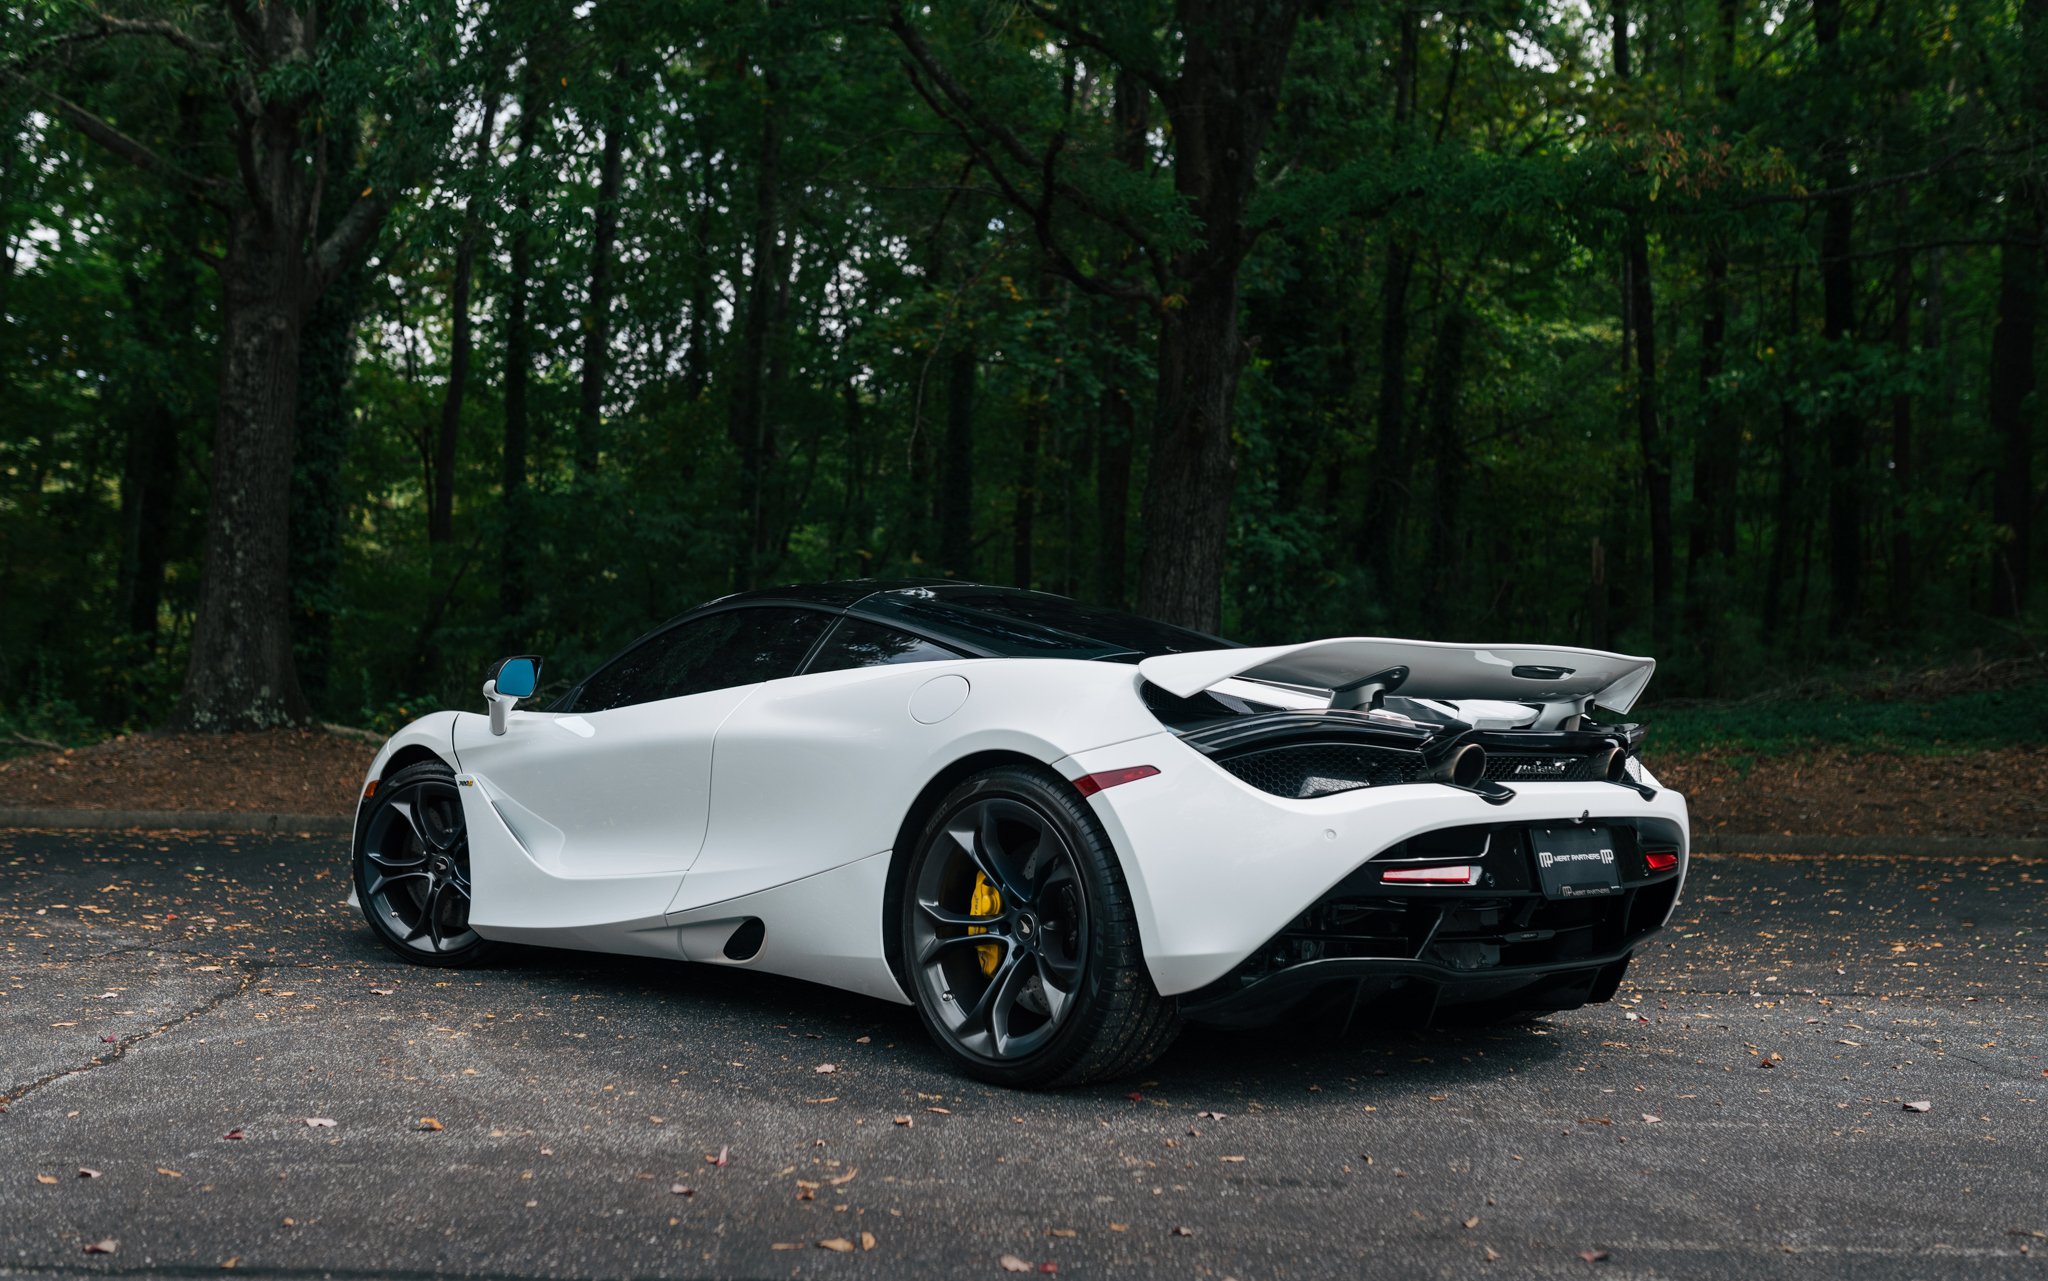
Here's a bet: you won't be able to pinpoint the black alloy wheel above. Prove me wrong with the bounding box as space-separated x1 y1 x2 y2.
902 765 1179 1088
354 760 494 966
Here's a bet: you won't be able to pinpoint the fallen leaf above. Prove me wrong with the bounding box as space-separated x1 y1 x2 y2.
711 1145 730 1167
893 1115 914 1127
1464 1216 1481 1229
1903 1101 1932 1113
222 1129 246 1140
1197 1110 1226 1120
222 1256 241 1268
78 1168 102 1179
1109 1222 1128 1232
1578 1249 1609 1263
83 1239 118 1255
856 1036 872 1044
927 1106 952 1115
829 1167 859 1186
35 1174 58 1185
805 1097 839 1105
304 1118 337 1128
1000 1256 1034 1273
770 1242 805 1251
369 988 394 996
815 1064 838 1074
417 1118 443 1132
817 1238 855 1253
1048 1227 1077 1238
1485 1246 1501 1261
1172 1226 1194 1237
1126 1091 1145 1102
1641 1114 1661 1124
1039 1265 1058 1275
670 1184 694 1196
101 1036 117 1044
1220 1155 1246 1164
861 1231 877 1250
155 1168 183 1178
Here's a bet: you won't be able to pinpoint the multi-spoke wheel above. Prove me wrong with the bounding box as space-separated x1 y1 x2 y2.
902 766 1179 1088
354 760 494 966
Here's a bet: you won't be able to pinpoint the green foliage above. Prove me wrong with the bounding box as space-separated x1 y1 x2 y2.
3 0 2044 732
1640 682 2048 756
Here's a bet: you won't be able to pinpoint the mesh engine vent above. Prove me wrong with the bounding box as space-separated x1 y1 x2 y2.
1215 743 1429 799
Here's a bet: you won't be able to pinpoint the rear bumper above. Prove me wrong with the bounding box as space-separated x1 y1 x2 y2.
1177 939 1647 1029
1058 730 1689 997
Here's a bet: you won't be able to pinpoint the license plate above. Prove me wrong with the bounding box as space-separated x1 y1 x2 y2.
1531 826 1622 900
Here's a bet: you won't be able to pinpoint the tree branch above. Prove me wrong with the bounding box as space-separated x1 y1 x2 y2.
12 77 226 203
308 189 391 301
1018 2 1173 101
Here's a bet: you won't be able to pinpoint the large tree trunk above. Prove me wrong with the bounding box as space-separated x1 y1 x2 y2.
576 80 628 483
1887 197 1916 629
1135 0 1304 631
178 221 313 729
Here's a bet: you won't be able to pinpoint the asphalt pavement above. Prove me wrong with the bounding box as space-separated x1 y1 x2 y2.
1 830 2044 1280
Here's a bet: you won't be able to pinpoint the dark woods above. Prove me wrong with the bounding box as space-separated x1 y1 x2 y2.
0 0 2042 733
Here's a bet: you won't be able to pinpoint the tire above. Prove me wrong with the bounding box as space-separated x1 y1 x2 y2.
354 759 495 967
900 764 1180 1088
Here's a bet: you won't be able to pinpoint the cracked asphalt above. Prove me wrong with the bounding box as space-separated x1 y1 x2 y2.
0 830 2044 1281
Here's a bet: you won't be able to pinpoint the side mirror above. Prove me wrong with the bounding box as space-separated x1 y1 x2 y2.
483 655 542 736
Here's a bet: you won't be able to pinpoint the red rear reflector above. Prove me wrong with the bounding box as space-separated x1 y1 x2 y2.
1380 864 1481 886
1073 765 1161 797
1645 850 1679 872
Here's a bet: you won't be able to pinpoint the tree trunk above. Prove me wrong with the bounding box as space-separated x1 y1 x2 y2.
576 78 628 483
502 81 543 623
1360 10 1419 587
1988 222 2040 618
1614 2 1673 648
1422 306 1470 636
1094 71 1147 608
1015 396 1041 588
938 345 975 577
1135 0 1304 631
434 94 501 545
727 65 783 589
1990 0 2045 618
177 221 313 729
1813 0 1862 634
1887 201 1915 629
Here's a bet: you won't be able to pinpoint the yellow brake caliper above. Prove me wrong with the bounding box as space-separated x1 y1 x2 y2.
968 872 1003 976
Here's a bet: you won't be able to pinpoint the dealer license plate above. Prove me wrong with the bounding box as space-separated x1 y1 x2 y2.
1530 825 1622 900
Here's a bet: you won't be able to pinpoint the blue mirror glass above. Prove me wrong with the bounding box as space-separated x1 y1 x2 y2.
495 657 538 699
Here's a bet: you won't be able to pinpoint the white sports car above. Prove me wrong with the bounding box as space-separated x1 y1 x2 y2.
351 581 1689 1087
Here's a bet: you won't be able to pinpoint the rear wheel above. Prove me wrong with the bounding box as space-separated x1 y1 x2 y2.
354 760 494 967
901 765 1179 1088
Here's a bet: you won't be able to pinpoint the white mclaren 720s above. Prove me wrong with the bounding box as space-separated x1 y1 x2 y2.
350 581 1690 1087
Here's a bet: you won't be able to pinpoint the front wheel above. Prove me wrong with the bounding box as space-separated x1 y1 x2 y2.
354 760 495 967
901 765 1179 1088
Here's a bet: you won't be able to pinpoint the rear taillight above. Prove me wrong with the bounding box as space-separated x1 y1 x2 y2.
1380 864 1481 886
1645 849 1679 873
1073 765 1161 797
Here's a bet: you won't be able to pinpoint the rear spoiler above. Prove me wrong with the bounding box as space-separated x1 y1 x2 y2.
1138 637 1656 714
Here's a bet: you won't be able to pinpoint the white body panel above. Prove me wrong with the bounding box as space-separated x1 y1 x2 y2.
353 640 1689 1009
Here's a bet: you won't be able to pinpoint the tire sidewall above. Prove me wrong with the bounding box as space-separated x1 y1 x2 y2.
901 766 1123 1087
354 759 491 968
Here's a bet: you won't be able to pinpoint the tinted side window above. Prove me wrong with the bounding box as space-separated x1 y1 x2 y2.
569 608 832 712
806 618 961 674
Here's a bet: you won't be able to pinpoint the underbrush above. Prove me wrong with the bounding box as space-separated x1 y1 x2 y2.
1636 679 2048 756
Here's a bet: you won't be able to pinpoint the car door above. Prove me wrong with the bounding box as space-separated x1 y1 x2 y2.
453 606 835 896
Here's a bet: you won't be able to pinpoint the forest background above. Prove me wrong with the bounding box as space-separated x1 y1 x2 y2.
1 0 2043 738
